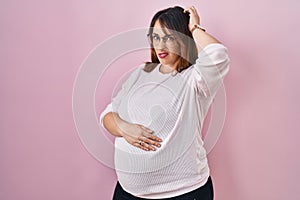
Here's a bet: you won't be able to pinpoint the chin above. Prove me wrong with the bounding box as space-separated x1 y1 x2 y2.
158 59 170 66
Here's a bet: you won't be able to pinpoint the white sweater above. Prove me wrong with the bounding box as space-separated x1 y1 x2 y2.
99 43 230 199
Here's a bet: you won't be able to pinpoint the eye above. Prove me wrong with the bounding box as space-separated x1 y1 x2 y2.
152 35 160 41
165 36 175 41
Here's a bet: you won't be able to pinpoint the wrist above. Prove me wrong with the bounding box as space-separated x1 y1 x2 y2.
112 112 128 137
116 120 126 137
191 24 206 33
116 117 131 137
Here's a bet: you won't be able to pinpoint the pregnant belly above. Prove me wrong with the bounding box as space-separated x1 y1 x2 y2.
114 82 195 173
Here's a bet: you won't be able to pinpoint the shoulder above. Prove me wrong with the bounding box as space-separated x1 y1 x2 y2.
142 62 159 73
124 62 153 82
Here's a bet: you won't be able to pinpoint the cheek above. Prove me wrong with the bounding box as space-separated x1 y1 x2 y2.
170 45 180 55
169 47 180 57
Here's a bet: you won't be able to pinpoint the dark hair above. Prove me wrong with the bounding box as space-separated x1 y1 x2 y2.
144 6 198 73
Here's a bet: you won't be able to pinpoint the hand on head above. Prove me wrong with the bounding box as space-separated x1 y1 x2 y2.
184 6 201 32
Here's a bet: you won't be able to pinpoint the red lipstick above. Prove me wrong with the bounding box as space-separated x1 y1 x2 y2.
158 52 168 59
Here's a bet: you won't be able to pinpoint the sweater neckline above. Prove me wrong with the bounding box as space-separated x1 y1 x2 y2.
156 64 177 76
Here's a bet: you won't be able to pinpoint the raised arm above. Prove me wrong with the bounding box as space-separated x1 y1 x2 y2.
183 6 230 112
184 6 221 50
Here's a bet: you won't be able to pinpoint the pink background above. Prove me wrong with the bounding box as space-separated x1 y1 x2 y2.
1 0 300 199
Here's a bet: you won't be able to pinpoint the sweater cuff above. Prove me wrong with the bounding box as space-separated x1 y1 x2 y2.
99 103 113 129
199 43 227 56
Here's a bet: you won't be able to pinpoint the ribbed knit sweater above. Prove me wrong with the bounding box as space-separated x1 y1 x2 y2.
100 43 230 199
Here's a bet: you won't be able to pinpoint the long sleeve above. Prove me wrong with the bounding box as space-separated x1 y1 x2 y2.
99 65 142 129
192 43 230 99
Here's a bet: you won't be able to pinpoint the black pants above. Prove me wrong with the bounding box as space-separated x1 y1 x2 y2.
112 176 214 200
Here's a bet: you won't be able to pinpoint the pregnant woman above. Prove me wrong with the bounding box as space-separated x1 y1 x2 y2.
100 5 230 200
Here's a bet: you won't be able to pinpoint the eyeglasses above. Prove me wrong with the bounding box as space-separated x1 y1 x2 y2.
147 33 177 47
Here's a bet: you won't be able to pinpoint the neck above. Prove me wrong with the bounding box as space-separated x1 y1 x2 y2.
160 64 176 73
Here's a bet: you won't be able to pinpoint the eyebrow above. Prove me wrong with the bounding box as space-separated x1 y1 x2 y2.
152 33 174 37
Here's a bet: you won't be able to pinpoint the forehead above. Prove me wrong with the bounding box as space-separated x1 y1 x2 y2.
152 20 172 35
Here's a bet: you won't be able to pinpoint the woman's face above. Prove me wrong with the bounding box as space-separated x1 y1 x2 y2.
151 20 180 69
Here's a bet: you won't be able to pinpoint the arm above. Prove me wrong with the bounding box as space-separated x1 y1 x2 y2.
184 6 230 99
99 65 162 151
102 110 162 151
102 111 127 137
184 6 221 50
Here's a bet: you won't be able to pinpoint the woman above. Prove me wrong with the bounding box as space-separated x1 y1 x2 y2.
100 5 230 200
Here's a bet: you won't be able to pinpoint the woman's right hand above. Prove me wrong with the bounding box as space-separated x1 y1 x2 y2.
118 122 162 151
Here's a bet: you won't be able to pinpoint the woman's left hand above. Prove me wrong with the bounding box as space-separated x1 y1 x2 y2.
184 6 201 32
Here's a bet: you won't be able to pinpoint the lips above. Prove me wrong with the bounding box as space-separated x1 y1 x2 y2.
158 52 168 59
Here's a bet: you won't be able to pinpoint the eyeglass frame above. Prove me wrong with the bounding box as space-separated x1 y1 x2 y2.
147 33 178 47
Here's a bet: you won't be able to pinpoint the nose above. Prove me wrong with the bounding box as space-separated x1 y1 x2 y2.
156 39 167 49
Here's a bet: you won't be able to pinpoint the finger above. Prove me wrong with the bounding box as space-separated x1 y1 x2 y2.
183 6 192 13
184 6 195 13
186 7 198 17
126 136 151 151
143 132 163 142
140 125 154 133
191 7 199 16
183 8 191 13
140 136 161 148
140 140 156 151
133 141 150 151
